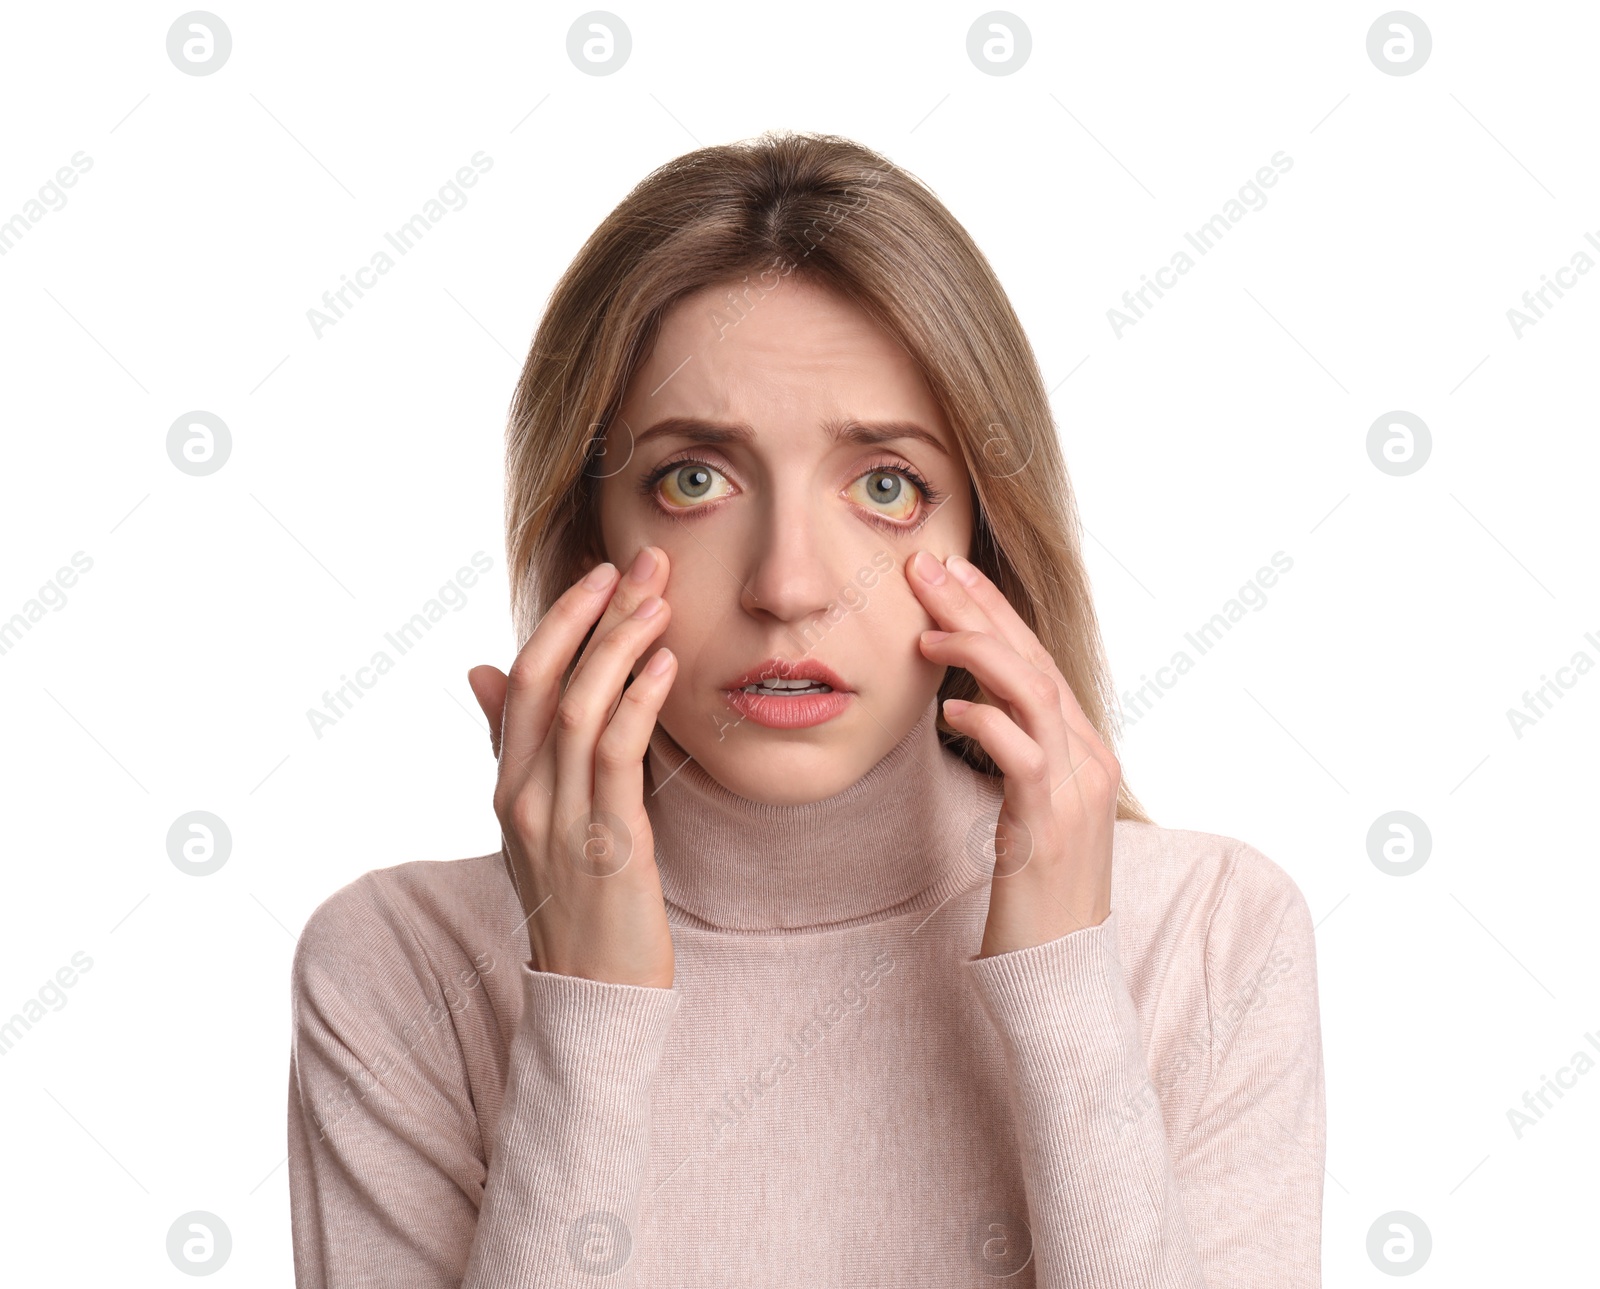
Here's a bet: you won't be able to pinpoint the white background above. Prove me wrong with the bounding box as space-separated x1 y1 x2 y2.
1 1 1595 1283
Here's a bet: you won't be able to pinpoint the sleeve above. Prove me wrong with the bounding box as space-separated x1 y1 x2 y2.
959 846 1325 1288
288 874 682 1288
1171 845 1326 1287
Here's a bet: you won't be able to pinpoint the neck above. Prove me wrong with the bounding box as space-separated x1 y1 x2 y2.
641 695 1000 934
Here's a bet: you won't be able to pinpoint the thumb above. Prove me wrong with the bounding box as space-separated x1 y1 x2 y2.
466 665 508 760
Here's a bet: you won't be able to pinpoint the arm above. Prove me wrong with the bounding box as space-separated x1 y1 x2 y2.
961 847 1325 1287
288 874 681 1288
1171 845 1326 1286
962 908 1207 1287
292 544 684 1284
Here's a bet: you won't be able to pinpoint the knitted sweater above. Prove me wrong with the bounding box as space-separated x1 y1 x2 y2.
287 694 1325 1286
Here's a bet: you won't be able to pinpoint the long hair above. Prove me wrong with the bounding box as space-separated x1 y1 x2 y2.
502 129 1152 822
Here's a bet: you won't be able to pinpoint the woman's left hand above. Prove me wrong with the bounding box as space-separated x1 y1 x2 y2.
908 549 1118 959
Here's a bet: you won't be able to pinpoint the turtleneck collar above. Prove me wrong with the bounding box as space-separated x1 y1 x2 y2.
641 695 1002 934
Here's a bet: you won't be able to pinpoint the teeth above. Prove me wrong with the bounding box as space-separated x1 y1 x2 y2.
743 679 832 693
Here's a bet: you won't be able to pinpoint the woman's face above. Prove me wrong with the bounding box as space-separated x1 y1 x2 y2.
595 271 975 805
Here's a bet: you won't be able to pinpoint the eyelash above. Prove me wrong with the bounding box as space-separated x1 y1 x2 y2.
637 454 945 533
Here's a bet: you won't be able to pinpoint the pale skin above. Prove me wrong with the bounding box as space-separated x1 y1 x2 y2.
467 273 1117 987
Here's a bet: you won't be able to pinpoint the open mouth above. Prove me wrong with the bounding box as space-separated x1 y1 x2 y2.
739 679 834 696
725 661 851 727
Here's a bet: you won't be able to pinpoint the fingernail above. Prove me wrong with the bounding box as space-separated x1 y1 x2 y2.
922 629 950 643
914 549 946 584
628 546 658 583
946 554 980 586
583 562 616 589
632 595 664 618
646 646 674 675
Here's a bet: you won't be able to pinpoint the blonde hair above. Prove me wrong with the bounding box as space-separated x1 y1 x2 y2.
503 129 1152 823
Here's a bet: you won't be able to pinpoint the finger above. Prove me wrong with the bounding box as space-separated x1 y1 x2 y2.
944 553 1103 748
590 644 677 875
942 555 1044 663
907 549 999 635
570 545 670 688
919 629 1072 767
921 550 1107 751
500 561 619 781
467 665 508 760
938 698 1055 843
905 548 1005 702
553 594 673 832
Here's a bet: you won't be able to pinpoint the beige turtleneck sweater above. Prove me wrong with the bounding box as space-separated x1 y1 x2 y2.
288 695 1325 1286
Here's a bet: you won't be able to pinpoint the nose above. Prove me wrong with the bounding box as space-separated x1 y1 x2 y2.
737 486 849 626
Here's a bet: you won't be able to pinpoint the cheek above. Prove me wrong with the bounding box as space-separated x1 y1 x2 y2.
823 570 939 670
599 476 653 542
859 568 937 634
650 540 728 640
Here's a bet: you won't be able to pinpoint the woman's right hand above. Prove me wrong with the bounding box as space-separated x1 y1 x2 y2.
466 545 678 989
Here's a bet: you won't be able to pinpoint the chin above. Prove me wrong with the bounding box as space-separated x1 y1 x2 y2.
710 751 862 806
677 700 873 801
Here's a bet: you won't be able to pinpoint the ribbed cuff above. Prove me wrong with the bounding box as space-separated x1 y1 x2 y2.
517 964 683 1106
962 910 1131 1079
464 967 682 1286
506 962 683 1172
961 911 1200 1286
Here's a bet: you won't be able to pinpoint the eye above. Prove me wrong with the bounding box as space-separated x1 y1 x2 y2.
651 459 733 511
845 467 930 524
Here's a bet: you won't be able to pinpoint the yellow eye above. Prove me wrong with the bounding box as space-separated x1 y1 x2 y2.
656 461 732 509
847 469 920 522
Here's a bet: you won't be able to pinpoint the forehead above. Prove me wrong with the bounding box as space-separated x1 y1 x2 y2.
618 274 954 450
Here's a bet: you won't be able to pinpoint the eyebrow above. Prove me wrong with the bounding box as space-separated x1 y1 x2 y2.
631 415 952 458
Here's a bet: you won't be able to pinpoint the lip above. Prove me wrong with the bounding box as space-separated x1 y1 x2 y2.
722 657 855 729
723 657 853 693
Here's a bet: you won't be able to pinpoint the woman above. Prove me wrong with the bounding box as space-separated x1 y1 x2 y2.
288 130 1325 1286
